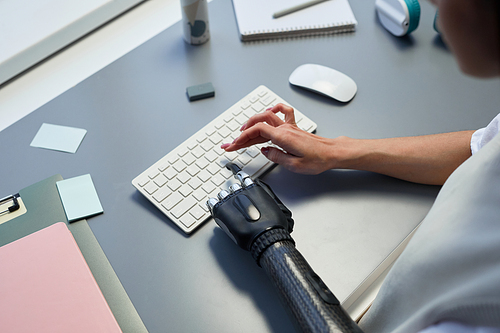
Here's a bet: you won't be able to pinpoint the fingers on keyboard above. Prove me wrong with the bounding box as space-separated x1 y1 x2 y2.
133 86 317 233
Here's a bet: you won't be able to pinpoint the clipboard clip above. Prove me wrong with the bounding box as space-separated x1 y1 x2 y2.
0 194 20 216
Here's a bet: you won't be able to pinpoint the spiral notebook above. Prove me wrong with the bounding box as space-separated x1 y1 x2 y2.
232 0 357 41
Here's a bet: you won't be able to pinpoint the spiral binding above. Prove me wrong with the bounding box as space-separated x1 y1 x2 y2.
242 22 356 41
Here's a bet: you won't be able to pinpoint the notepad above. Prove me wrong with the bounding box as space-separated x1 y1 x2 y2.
56 174 104 222
232 0 357 41
30 123 87 153
0 223 122 333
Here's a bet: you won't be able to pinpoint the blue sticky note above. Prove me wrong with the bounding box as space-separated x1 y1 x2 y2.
56 174 103 222
31 123 87 153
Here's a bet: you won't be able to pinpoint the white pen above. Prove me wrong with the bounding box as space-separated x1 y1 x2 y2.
272 0 329 19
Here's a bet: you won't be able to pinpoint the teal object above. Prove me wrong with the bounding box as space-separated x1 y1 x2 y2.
30 123 87 153
433 10 440 33
404 0 420 34
189 20 206 37
56 174 103 222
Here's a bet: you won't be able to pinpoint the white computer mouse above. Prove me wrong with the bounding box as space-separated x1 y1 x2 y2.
289 64 357 103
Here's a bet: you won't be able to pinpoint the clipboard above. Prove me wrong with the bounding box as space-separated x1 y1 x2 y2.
0 175 148 333
0 193 27 225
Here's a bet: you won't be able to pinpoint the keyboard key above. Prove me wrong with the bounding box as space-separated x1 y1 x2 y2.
182 152 196 166
217 156 231 167
188 177 202 190
168 155 179 164
171 196 197 218
154 174 168 187
162 192 183 211
190 206 205 220
224 151 238 161
153 188 171 203
232 107 243 116
235 114 247 125
211 174 225 186
226 120 240 131
252 103 264 113
164 168 177 180
167 178 182 191
192 146 205 158
137 177 149 187
179 185 193 197
204 150 219 162
187 141 198 150
202 182 216 194
205 126 216 136
172 160 187 173
201 140 213 151
261 94 276 106
237 154 252 165
241 100 251 109
220 167 233 179
243 108 255 118
206 163 220 175
144 182 158 195
148 170 160 179
180 213 196 228
207 188 220 199
197 170 211 182
209 132 223 144
195 158 209 169
177 171 191 184
300 120 314 132
158 162 170 172
199 202 209 212
186 165 201 177
192 189 206 201
177 148 189 157
218 126 231 138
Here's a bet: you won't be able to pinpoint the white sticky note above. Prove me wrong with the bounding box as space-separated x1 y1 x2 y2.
31 123 87 153
56 174 103 222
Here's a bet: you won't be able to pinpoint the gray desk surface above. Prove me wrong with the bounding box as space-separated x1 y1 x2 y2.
1 0 499 332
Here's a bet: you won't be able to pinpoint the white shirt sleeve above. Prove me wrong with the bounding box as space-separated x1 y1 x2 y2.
418 322 500 333
417 115 500 333
471 113 500 155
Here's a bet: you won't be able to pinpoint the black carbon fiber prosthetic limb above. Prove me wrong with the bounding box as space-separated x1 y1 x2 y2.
252 229 363 333
208 163 364 333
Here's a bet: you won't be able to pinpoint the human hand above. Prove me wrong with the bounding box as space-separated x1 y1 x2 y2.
220 103 340 175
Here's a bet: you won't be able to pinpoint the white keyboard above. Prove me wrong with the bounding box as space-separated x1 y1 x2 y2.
132 85 317 234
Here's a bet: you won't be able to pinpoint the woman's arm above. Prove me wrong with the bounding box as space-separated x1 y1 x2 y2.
336 132 474 185
221 104 474 185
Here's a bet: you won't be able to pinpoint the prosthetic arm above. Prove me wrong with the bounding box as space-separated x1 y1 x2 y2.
207 163 363 333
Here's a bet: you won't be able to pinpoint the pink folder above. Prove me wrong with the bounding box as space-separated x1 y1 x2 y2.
0 222 122 333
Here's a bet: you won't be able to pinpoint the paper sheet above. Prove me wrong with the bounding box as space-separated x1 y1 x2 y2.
56 174 103 222
30 123 87 153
